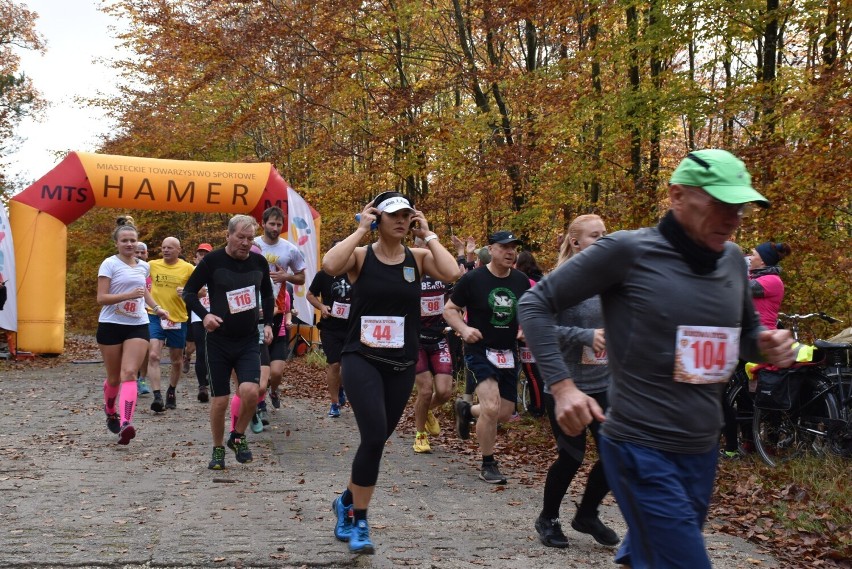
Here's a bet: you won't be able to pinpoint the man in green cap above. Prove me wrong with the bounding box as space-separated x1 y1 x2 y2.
518 149 795 567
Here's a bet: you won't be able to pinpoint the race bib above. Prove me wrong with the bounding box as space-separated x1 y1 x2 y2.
519 346 535 363
420 295 445 317
581 345 608 366
673 325 740 384
116 299 140 318
486 348 515 369
360 316 405 349
161 318 181 330
226 285 257 314
331 301 351 319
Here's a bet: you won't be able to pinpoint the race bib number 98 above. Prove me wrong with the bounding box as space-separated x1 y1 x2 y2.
673 325 740 384
420 295 444 317
360 316 405 349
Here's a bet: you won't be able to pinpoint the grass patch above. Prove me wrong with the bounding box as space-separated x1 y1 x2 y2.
303 349 327 368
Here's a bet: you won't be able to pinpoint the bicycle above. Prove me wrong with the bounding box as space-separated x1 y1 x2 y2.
777 311 842 342
751 322 852 466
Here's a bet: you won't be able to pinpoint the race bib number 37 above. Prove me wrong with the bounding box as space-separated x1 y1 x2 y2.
360 316 405 349
673 325 740 384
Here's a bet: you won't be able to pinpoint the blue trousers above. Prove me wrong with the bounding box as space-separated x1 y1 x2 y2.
598 435 718 569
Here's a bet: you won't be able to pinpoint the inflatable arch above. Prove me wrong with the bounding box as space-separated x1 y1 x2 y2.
9 152 319 354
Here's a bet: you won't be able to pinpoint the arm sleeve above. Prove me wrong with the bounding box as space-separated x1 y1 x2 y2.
182 262 209 319
750 278 766 298
518 234 632 387
308 271 325 297
739 267 766 362
554 324 596 351
261 262 275 327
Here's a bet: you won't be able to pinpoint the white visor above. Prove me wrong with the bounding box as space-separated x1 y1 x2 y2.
376 196 414 214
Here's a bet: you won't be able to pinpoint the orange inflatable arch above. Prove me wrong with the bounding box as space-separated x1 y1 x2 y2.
10 152 312 354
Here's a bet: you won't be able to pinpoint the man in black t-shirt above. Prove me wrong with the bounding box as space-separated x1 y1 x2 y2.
444 231 530 484
307 266 352 417
183 215 274 470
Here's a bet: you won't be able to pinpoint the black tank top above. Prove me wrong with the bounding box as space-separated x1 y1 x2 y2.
343 244 421 364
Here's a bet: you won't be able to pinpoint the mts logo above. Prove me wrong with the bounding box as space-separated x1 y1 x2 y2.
42 185 89 203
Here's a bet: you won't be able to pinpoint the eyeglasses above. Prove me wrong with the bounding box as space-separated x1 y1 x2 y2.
682 186 756 218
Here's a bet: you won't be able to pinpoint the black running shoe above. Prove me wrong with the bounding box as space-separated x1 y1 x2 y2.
165 387 176 409
535 516 569 548
106 411 121 434
454 399 472 440
150 394 165 413
571 514 620 546
208 446 226 470
197 385 209 403
269 389 281 409
479 461 507 484
117 423 136 445
227 433 253 463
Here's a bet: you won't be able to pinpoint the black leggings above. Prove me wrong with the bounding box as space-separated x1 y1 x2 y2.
341 352 416 487
541 391 610 520
191 321 208 387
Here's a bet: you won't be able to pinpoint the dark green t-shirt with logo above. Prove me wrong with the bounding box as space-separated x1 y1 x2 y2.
450 266 531 355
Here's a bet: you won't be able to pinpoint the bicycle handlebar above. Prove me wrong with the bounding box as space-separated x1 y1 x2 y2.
778 312 843 324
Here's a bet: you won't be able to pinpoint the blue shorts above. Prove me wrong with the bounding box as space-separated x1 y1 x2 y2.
598 435 717 569
464 352 519 403
148 314 188 349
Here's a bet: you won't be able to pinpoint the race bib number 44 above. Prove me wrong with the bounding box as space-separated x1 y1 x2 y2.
360 316 405 349
226 285 257 314
674 325 740 384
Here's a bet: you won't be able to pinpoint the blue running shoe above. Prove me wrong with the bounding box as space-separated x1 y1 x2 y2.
332 496 353 541
137 377 151 395
349 519 374 554
328 403 341 418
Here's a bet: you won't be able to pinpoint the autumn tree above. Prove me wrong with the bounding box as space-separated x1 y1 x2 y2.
0 0 44 197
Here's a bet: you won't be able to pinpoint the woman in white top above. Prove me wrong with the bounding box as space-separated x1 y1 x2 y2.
96 219 168 444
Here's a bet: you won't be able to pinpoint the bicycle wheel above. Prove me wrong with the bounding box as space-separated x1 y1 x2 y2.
517 370 531 414
724 373 755 453
753 377 839 467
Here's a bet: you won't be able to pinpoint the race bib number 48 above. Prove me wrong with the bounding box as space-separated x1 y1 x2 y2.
674 325 740 384
360 316 405 349
116 299 140 318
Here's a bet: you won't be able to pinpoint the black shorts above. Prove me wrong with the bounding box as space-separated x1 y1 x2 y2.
185 321 196 343
96 322 149 346
204 332 261 397
260 341 271 366
269 333 290 362
464 352 519 403
320 328 346 364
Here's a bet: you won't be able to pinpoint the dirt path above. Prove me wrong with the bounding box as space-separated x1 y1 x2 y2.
0 357 778 568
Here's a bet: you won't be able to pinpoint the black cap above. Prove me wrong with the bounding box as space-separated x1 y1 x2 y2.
488 231 522 245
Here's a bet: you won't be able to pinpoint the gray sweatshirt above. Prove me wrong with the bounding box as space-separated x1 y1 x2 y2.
550 295 610 395
518 226 764 454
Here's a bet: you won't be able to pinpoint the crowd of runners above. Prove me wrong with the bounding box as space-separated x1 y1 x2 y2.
94 149 798 568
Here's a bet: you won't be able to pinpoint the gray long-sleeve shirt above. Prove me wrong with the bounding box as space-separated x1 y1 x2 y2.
550 295 610 395
518 226 764 454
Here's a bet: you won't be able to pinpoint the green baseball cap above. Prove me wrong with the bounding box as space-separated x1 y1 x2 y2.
670 149 769 208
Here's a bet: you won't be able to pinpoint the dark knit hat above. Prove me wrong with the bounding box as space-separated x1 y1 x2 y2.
755 241 786 266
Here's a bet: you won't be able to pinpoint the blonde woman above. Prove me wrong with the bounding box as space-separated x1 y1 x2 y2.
96 219 168 444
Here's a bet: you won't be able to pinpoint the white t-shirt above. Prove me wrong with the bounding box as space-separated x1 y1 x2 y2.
98 256 150 325
252 236 306 298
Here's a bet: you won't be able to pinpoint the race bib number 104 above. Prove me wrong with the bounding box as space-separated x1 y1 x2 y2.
673 325 740 384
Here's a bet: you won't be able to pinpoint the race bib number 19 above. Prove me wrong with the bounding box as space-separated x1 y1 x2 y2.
673 325 740 384
360 316 405 349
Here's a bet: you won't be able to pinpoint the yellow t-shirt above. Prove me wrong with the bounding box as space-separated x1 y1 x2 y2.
148 259 196 322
